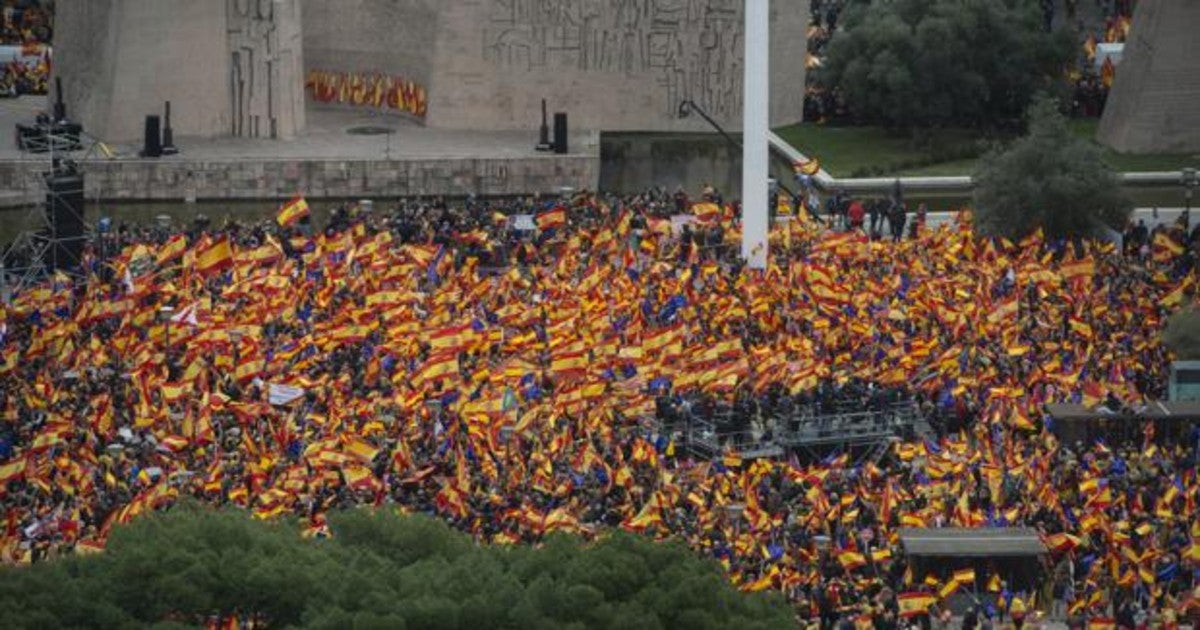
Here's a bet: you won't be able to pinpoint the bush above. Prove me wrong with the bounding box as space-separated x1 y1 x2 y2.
0 506 792 629
819 0 1074 130
972 97 1131 239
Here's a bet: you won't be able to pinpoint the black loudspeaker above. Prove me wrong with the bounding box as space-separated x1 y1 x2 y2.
553 112 568 154
46 170 86 271
142 115 162 158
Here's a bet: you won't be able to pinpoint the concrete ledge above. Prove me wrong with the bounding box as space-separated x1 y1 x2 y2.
0 154 599 201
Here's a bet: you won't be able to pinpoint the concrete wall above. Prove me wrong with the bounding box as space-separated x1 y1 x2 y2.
601 133 742 195
430 0 808 132
57 0 808 138
52 0 305 143
53 0 231 143
0 155 599 201
1098 0 1200 153
599 132 799 197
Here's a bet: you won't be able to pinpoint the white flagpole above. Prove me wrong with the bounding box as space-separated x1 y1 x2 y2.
741 0 770 269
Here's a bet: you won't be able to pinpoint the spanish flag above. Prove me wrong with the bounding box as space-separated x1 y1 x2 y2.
550 351 588 378
536 207 567 231
161 383 188 405
415 353 459 388
0 457 27 486
692 202 721 223
276 196 310 227
1160 277 1194 307
624 501 663 532
156 234 189 266
1087 617 1116 630
794 157 820 176
1044 532 1081 554
1060 259 1095 284
742 572 774 592
1153 231 1185 262
953 567 976 586
838 550 867 571
233 358 264 384
897 592 937 618
194 237 234 275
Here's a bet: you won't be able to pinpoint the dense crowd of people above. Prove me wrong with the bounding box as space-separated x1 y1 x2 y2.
0 1 51 96
1 190 1199 628
0 1 50 46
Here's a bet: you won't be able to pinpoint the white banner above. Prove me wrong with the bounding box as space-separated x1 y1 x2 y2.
268 383 305 406
512 214 536 231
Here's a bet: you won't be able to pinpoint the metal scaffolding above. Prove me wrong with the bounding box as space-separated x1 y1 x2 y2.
674 399 932 466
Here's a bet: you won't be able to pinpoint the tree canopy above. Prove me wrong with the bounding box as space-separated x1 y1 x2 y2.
0 504 792 629
972 97 1131 239
819 0 1074 130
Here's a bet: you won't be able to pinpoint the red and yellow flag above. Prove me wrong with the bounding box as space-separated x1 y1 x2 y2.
194 237 234 275
794 157 820 176
1100 57 1115 88
277 196 311 227
953 567 976 585
838 550 867 571
156 234 189 266
536 207 567 231
898 592 937 618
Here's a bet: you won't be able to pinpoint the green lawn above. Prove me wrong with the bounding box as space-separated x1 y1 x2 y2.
773 124 984 178
775 120 1200 178
892 158 983 177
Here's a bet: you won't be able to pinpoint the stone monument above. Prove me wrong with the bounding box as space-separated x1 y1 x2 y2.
1097 0 1200 154
301 0 808 132
53 0 806 140
52 0 305 143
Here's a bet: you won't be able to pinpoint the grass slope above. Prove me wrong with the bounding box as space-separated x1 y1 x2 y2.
775 119 1199 178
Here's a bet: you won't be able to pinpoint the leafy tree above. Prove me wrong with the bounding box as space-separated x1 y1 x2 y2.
819 0 1074 129
0 506 792 629
973 97 1131 239
1164 306 1200 360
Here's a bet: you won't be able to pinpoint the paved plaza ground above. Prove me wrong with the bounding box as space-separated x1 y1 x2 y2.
0 96 594 162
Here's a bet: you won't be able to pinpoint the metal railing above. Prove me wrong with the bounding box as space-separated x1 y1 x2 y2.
767 130 1195 195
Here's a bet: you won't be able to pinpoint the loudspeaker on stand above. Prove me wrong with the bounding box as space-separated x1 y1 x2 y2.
142 115 162 158
553 112 568 154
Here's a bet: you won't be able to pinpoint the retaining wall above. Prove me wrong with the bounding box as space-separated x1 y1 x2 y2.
0 155 599 203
